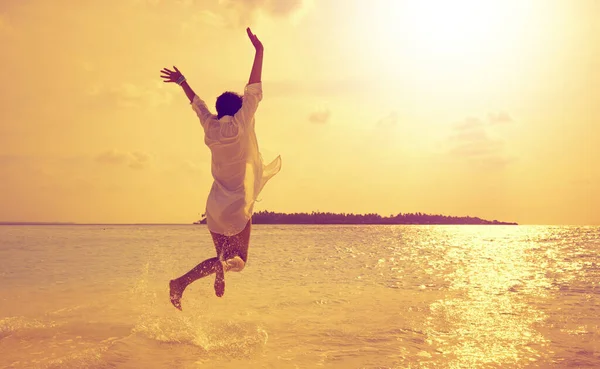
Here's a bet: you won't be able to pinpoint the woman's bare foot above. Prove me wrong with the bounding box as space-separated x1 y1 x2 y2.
169 279 184 310
214 262 225 297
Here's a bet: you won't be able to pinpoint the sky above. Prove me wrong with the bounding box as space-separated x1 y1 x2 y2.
0 0 598 225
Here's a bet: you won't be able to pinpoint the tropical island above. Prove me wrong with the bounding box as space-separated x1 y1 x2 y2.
194 211 518 225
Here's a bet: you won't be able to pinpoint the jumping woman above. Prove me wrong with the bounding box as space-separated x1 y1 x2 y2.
161 27 281 310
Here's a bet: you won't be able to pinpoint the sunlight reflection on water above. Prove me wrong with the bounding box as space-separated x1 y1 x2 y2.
1 225 599 368
378 225 599 368
422 227 549 367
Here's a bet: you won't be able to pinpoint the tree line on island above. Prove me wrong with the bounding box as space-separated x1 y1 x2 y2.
195 211 518 225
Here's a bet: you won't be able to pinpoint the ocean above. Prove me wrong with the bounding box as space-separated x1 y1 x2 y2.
0 224 598 368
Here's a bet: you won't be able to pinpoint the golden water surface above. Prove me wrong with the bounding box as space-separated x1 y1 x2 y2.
0 225 598 368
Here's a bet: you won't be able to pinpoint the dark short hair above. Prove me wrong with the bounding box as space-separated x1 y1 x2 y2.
216 92 243 119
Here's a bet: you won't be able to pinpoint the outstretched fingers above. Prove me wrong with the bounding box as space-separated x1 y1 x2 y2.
246 27 263 51
160 75 173 83
160 67 177 83
246 27 258 43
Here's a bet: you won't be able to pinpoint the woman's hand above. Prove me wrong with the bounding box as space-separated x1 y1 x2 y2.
160 66 195 102
247 27 264 84
246 27 263 52
160 66 184 83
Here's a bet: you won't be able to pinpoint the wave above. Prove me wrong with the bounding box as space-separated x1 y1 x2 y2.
0 316 59 338
0 317 119 369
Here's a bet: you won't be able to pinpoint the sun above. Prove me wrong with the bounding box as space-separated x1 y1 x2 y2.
360 0 534 79
399 1 509 57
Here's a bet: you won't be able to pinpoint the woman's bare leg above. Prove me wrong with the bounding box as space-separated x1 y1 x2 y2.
210 220 251 298
170 221 252 310
169 257 224 310
214 261 225 297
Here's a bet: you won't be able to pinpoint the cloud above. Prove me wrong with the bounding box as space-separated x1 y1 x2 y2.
455 116 483 130
376 112 399 128
488 111 513 124
308 109 330 124
86 82 173 109
265 0 304 16
128 152 150 169
128 0 307 29
216 0 310 26
182 160 204 173
197 10 227 28
96 150 128 165
0 154 105 195
96 149 151 169
444 115 513 169
131 0 160 5
267 79 384 99
366 111 405 150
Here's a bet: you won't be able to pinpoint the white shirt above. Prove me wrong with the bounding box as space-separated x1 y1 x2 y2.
191 82 281 236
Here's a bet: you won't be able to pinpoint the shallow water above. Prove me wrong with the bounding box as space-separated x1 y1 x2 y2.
0 225 599 368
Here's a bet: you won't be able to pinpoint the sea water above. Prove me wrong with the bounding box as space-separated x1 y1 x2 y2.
0 225 598 368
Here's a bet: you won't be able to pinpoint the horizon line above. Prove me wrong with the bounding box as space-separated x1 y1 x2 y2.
0 222 598 226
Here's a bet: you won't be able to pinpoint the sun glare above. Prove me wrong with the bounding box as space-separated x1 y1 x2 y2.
401 1 511 56
361 0 535 81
